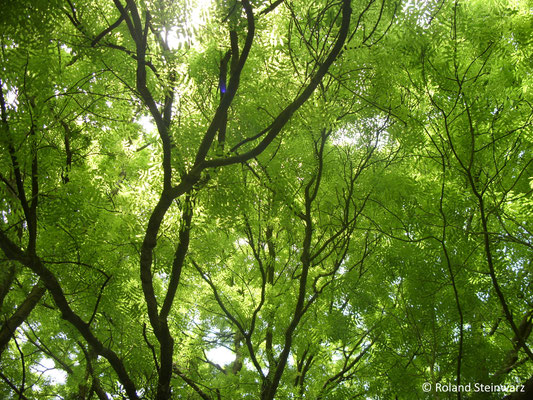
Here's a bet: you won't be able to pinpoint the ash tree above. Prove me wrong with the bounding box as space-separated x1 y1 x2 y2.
0 0 532 399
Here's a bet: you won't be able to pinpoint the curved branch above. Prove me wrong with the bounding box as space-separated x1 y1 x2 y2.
91 11 126 47
202 0 352 170
0 231 140 400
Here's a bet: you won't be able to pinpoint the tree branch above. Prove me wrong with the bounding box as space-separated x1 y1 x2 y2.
0 281 45 357
202 0 352 170
0 231 140 400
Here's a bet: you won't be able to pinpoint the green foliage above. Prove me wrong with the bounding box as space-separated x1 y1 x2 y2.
0 0 532 399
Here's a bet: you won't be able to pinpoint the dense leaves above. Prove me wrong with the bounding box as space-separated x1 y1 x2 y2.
0 0 531 399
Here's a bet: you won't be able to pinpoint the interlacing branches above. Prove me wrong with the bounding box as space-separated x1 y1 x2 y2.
1 0 355 398
2 0 530 398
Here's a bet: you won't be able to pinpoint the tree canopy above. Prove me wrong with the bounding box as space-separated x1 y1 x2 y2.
0 0 532 399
